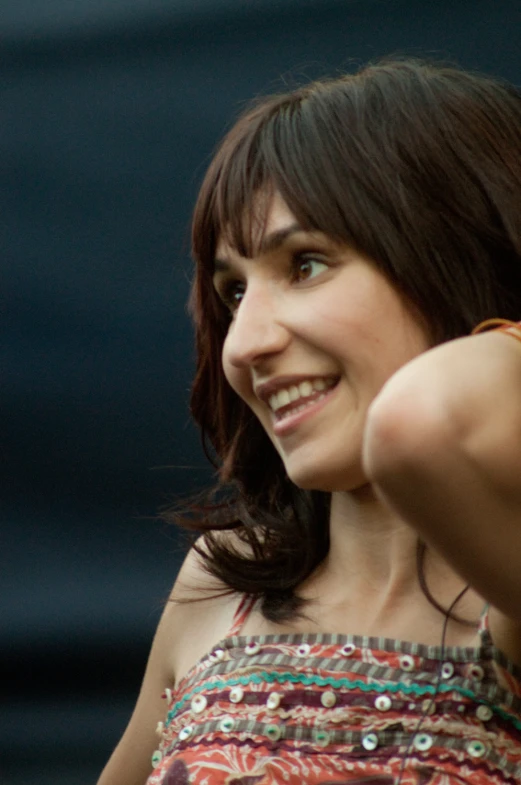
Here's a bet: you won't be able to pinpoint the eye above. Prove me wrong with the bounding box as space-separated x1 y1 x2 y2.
292 253 329 282
217 279 245 313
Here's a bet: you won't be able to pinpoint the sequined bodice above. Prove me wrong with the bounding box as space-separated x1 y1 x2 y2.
146 605 521 785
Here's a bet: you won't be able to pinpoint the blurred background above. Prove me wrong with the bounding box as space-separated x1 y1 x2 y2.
2 0 520 782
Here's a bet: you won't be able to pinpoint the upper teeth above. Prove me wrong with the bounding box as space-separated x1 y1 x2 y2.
268 378 334 412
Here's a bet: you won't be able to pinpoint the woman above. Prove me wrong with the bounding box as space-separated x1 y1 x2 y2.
98 59 521 785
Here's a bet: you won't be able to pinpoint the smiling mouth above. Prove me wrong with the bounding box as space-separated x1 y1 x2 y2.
269 377 338 421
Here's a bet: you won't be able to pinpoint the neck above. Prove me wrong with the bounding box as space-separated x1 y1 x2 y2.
303 485 471 623
327 484 418 594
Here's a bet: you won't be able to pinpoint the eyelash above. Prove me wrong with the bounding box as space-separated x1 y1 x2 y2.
217 252 329 313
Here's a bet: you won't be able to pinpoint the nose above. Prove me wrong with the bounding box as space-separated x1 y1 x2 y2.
223 282 290 369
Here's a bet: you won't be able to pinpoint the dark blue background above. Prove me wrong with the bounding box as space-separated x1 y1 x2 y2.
3 1 520 782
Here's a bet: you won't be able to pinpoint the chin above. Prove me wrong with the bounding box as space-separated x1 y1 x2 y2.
285 458 367 493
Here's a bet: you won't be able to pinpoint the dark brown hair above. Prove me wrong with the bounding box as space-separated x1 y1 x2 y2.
179 59 521 621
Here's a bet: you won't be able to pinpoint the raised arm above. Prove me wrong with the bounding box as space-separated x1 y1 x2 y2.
363 328 521 658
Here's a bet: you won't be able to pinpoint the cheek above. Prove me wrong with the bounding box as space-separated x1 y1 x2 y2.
221 343 233 388
222 344 250 403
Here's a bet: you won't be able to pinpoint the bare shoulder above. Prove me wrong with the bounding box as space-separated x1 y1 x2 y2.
487 606 521 668
167 537 242 683
96 537 241 785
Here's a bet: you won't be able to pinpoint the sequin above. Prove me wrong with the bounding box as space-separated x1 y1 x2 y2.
191 694 207 714
178 725 194 742
362 732 379 751
421 699 436 715
467 739 487 758
267 692 282 710
229 686 244 703
413 733 433 751
266 724 282 741
219 716 235 732
441 662 455 679
476 705 493 722
468 664 485 681
400 655 415 672
314 729 330 747
375 695 392 711
321 690 337 708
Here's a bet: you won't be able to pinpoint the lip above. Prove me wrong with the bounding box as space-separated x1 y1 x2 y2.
255 374 339 404
271 381 339 437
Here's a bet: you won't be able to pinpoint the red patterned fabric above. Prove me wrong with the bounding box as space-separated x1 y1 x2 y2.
146 600 521 784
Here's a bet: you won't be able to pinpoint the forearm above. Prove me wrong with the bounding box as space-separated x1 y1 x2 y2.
363 330 521 619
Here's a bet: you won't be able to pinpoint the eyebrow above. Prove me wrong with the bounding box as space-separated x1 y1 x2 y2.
213 222 303 272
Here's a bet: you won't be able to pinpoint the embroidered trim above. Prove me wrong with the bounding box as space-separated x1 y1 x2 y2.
166 670 521 731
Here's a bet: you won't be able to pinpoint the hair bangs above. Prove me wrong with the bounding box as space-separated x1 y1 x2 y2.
192 88 376 278
192 102 283 273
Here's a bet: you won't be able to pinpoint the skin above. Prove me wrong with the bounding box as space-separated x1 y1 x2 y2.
97 193 521 785
213 193 485 642
215 193 432 493
363 330 521 648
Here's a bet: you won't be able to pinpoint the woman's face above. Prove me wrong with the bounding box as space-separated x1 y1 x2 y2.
213 193 431 491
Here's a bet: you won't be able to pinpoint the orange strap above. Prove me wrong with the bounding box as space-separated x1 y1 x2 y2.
471 318 521 346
